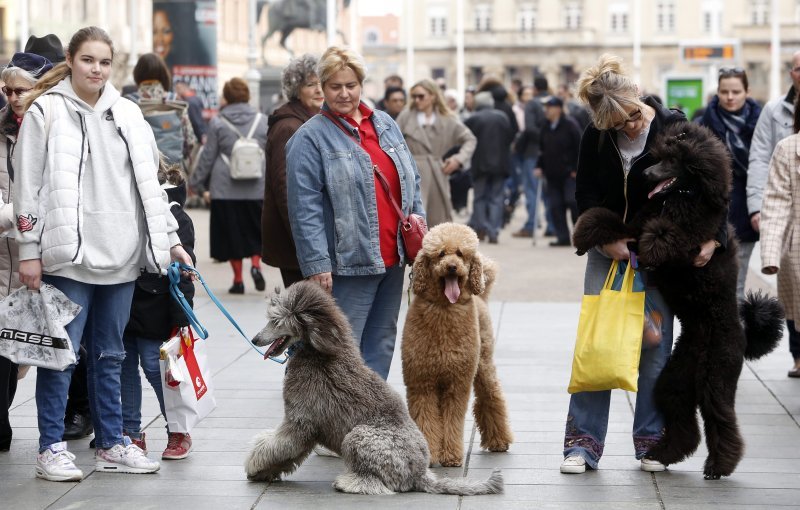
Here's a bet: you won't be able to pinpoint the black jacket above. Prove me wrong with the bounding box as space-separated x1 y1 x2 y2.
125 182 197 340
465 106 515 178
517 93 548 158
539 115 582 182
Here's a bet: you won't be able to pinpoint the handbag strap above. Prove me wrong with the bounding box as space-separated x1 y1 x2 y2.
167 263 290 364
320 109 408 224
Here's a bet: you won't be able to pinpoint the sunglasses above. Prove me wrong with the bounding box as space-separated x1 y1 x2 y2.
2 86 31 97
411 94 428 100
612 108 642 131
718 67 745 77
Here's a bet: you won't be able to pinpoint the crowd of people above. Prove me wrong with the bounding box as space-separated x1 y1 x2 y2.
1 24 800 485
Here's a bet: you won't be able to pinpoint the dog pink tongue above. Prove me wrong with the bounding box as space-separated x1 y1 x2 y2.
444 275 460 303
648 179 671 199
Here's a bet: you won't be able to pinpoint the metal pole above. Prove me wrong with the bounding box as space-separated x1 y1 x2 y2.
632 0 641 84
327 0 337 46
246 0 262 109
770 0 781 100
19 0 29 51
456 0 464 100
349 0 358 52
128 0 138 71
405 0 414 85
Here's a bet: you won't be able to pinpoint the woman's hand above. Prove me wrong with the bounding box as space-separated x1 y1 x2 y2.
308 272 332 293
202 191 211 205
750 212 761 232
599 238 635 260
441 157 461 175
170 245 196 279
693 239 717 267
19 259 43 290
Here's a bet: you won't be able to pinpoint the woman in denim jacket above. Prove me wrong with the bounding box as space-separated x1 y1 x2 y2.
285 47 424 380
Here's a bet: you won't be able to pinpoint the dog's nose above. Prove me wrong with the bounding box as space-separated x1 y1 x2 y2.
447 264 457 274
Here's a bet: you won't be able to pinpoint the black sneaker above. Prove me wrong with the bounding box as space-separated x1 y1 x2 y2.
229 282 245 294
250 267 266 291
62 412 93 440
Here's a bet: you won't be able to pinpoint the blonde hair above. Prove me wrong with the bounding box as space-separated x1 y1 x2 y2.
23 26 114 111
409 79 453 116
317 46 367 86
576 54 645 131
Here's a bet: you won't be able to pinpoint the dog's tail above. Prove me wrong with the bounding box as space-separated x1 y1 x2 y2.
741 290 785 360
416 467 503 496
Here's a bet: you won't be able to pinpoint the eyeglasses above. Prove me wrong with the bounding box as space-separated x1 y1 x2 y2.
612 108 642 131
411 94 427 100
2 86 31 97
718 67 745 77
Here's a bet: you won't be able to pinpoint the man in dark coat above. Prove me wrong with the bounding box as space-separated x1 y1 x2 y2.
534 96 582 246
465 91 516 243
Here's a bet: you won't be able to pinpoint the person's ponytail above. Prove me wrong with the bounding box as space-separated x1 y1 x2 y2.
22 62 70 112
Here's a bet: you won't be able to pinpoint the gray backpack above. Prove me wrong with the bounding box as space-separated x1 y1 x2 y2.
128 93 187 166
219 114 265 180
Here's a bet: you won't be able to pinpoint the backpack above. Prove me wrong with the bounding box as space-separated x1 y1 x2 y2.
219 114 265 180
127 92 187 166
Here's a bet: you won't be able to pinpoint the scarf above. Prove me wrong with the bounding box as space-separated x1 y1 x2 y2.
702 96 760 177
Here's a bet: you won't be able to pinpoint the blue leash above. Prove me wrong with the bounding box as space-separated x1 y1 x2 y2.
167 262 290 364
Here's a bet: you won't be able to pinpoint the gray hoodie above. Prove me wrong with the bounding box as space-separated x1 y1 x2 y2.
14 78 179 284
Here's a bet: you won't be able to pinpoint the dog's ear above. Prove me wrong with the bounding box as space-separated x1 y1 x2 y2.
292 283 344 355
411 253 431 295
468 254 485 295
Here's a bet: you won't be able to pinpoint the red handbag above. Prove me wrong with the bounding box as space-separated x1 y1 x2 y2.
321 109 428 262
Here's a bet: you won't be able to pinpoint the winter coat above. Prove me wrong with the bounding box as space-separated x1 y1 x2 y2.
464 106 515 179
14 79 181 282
261 100 314 270
190 102 267 200
395 109 476 227
0 106 20 298
760 133 800 325
697 96 762 243
125 182 196 340
538 115 582 182
517 92 548 158
748 87 796 215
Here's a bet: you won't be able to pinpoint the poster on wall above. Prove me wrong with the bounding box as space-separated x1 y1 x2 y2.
153 0 218 119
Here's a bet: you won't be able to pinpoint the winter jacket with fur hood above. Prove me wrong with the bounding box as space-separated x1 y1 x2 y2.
13 78 181 284
0 106 21 297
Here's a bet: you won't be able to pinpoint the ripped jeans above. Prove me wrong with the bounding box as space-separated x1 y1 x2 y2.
563 248 674 469
36 275 134 451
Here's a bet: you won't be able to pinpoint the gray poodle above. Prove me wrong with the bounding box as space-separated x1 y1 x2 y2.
244 281 503 496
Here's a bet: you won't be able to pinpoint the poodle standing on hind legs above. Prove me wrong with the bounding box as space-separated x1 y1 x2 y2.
402 223 513 467
572 122 784 479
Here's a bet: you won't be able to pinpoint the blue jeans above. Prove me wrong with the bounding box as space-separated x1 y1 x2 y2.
518 156 539 233
563 249 674 469
505 155 523 209
36 276 135 451
470 175 506 240
331 265 405 379
121 335 167 438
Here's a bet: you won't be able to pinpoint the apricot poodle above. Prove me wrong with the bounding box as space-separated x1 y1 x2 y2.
402 223 513 467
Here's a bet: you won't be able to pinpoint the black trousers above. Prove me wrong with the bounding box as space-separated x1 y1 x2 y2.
0 356 18 441
545 176 578 243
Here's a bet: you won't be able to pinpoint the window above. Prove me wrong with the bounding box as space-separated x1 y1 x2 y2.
475 4 492 32
518 3 537 32
751 0 769 25
701 0 722 34
563 1 582 29
365 29 380 46
432 68 446 80
428 5 447 37
656 1 675 32
609 2 629 33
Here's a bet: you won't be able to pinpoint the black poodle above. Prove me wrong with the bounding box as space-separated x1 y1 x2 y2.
572 121 784 479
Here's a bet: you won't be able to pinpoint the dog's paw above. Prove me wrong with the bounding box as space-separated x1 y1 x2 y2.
486 442 510 452
440 457 464 467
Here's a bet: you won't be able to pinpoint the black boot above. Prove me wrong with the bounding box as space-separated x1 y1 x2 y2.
62 412 93 440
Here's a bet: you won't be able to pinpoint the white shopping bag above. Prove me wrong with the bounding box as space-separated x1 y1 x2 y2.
159 327 216 433
0 284 81 370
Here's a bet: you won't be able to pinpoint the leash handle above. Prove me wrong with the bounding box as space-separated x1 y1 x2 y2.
167 262 289 364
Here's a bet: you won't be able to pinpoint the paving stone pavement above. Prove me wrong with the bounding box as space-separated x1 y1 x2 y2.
2 207 800 509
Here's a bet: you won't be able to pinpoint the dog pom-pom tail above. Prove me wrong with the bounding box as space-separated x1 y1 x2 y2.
741 290 785 360
417 467 503 495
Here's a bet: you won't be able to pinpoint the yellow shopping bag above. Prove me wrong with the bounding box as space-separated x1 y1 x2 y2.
567 260 645 393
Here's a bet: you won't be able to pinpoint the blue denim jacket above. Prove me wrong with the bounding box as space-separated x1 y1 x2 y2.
286 105 425 277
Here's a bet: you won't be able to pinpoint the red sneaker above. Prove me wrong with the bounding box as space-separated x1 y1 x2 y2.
123 432 147 454
162 432 192 460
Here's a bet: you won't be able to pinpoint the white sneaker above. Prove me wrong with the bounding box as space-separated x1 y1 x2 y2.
313 445 340 457
36 441 83 482
560 455 586 474
641 458 666 472
96 443 160 474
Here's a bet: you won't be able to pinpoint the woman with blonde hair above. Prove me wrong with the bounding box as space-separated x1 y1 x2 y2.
396 78 476 227
15 26 193 481
561 54 724 474
285 46 424 380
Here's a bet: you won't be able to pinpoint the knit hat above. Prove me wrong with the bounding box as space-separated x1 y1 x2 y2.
24 34 66 64
7 52 53 79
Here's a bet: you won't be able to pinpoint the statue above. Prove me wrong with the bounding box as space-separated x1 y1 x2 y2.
260 0 351 59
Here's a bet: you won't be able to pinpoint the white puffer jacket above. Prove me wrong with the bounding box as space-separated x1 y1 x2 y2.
13 79 180 282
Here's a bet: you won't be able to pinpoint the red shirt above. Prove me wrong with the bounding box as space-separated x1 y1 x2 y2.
338 103 402 267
